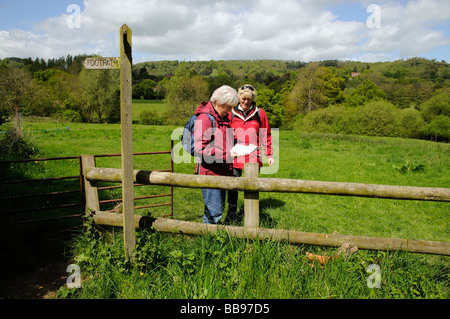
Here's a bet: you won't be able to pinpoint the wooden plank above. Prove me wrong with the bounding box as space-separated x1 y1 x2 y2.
244 163 259 229
85 168 450 202
120 24 135 261
91 213 450 256
81 155 99 212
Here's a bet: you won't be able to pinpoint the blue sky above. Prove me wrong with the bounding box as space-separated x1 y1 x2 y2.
0 0 83 30
1 0 449 62
327 1 368 22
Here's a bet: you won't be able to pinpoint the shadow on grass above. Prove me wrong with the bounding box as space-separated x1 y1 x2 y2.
222 197 285 228
260 198 285 228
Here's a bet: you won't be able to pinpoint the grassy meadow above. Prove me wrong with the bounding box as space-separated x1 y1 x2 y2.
131 99 167 119
3 100 449 299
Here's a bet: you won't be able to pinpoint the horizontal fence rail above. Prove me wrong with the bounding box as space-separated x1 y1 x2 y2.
90 212 450 256
85 168 450 202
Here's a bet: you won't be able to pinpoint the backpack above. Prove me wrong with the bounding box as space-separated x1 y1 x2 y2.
181 113 216 156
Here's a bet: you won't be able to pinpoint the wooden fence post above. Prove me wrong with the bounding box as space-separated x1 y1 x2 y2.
244 162 259 229
120 24 135 262
81 155 99 212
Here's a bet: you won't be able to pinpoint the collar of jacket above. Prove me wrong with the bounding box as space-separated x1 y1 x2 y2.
232 102 259 121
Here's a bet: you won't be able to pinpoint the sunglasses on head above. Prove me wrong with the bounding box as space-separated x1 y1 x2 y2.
240 85 254 91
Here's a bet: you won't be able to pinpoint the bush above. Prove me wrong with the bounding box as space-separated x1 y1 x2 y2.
419 91 450 122
299 106 345 134
398 108 425 139
420 115 450 142
59 109 82 123
0 129 40 162
295 102 419 138
349 101 402 137
139 110 164 125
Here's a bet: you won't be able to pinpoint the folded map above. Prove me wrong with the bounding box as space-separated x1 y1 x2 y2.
231 143 257 156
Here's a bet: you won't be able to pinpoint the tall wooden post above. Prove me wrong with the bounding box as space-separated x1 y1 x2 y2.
120 24 135 261
244 162 259 229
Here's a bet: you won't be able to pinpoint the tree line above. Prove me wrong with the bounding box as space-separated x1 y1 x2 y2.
1 55 449 142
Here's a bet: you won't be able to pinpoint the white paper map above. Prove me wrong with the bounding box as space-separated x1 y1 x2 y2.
231 144 257 156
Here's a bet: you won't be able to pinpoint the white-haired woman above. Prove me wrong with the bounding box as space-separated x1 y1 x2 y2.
193 85 238 224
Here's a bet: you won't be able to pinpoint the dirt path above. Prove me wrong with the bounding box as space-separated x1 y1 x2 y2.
0 255 70 299
0 236 72 299
0 261 68 299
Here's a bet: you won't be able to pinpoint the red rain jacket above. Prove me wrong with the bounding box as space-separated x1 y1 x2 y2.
193 101 234 176
230 103 273 169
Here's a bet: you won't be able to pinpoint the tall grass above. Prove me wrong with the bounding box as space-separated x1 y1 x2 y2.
62 222 448 299
12 118 450 299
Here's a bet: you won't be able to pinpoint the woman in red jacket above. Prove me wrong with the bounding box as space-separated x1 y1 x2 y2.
193 85 238 224
226 84 274 224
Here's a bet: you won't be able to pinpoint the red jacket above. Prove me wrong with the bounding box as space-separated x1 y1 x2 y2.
231 103 273 169
193 101 233 176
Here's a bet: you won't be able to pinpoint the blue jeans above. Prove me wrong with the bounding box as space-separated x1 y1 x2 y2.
202 188 226 224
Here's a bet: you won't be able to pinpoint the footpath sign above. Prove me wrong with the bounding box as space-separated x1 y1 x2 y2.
83 57 120 70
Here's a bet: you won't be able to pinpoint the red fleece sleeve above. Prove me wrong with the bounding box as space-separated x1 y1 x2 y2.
259 109 273 158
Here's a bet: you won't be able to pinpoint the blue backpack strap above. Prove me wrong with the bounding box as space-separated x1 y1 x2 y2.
205 113 216 134
194 113 216 174
185 112 216 156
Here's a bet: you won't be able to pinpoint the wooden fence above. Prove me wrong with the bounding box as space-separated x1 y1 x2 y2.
83 160 450 256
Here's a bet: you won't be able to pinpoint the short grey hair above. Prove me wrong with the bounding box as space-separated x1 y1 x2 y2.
211 85 238 106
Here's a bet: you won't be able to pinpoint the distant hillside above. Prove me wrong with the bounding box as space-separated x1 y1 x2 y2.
3 55 448 87
133 58 449 90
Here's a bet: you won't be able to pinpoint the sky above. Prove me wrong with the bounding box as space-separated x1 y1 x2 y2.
0 0 449 63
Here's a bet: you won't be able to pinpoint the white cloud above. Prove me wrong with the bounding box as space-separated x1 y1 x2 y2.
360 0 450 59
0 0 448 62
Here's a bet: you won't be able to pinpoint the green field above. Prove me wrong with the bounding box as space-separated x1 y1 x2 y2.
3 117 449 299
131 99 167 119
